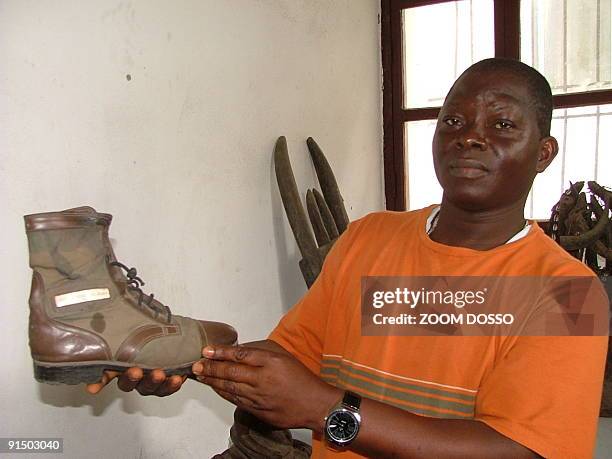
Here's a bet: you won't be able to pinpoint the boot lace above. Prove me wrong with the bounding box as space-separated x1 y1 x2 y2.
110 261 172 322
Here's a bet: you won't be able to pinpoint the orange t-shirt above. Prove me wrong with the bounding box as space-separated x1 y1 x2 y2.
269 206 609 458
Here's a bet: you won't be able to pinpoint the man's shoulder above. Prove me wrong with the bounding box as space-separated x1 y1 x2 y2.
524 225 597 277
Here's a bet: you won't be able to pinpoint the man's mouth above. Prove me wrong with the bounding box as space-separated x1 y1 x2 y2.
448 158 488 178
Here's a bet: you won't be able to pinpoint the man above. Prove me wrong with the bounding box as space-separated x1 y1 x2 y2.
89 58 609 458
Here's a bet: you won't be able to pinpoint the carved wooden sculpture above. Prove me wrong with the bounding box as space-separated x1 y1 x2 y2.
274 136 350 287
549 181 612 417
550 181 612 270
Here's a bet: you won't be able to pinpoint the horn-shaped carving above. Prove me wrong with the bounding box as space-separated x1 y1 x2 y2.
313 188 339 239
275 136 351 287
306 189 331 246
307 137 349 233
274 137 322 285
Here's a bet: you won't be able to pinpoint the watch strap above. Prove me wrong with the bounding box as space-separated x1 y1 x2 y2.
342 391 361 411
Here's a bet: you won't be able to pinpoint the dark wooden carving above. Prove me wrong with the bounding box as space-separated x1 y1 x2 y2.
548 181 612 417
274 136 349 287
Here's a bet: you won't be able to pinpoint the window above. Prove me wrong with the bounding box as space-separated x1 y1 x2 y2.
382 0 612 218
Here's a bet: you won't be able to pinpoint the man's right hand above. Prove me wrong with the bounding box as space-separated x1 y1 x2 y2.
85 368 186 397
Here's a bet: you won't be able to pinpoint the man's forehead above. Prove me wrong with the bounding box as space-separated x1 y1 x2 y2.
444 90 524 108
444 70 530 108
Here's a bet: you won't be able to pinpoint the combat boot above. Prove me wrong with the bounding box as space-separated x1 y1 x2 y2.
24 206 237 385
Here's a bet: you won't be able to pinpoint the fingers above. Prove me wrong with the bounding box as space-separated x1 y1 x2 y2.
86 367 186 397
197 375 250 400
213 386 246 406
85 370 120 394
134 370 186 397
192 358 256 385
154 375 187 397
201 345 267 366
135 369 167 396
116 367 144 392
210 384 266 412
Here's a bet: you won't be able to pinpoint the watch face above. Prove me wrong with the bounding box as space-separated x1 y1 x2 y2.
327 410 358 442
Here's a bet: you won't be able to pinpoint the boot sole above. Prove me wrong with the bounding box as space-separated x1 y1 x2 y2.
33 360 197 385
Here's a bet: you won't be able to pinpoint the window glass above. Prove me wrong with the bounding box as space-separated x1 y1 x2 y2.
403 0 612 218
402 0 494 108
527 104 612 219
405 120 442 210
406 104 612 218
521 0 612 95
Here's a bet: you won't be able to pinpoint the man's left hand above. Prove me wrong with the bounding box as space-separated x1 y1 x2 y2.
192 345 341 431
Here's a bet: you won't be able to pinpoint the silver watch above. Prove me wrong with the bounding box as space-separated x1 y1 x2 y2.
324 391 362 447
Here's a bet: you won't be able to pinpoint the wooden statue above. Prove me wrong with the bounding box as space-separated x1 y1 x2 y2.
274 136 350 287
549 181 612 416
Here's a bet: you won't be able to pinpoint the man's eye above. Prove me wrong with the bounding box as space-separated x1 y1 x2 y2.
443 117 461 127
494 120 514 129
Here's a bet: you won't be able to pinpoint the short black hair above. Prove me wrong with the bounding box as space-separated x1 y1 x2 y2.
451 58 553 137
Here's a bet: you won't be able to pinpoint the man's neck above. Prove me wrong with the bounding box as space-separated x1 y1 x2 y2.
428 199 528 251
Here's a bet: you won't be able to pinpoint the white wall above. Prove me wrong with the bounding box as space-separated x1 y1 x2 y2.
0 1 383 457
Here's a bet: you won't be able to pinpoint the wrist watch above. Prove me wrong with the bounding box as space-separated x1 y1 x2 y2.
324 391 362 448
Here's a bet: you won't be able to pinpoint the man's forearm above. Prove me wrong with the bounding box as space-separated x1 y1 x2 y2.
231 341 540 458
331 396 541 459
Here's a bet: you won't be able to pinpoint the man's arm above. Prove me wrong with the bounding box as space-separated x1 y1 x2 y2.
337 393 541 458
194 344 541 459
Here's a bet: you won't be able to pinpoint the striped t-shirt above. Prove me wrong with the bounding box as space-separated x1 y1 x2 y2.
269 206 608 458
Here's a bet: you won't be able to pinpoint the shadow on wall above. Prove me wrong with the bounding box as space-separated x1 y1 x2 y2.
36 378 234 425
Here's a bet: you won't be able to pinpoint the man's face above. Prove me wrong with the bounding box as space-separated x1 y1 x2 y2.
432 69 552 212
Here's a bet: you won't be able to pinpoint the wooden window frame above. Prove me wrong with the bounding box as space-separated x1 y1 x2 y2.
382 0 612 211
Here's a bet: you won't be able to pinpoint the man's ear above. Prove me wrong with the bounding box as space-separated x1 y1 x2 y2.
536 136 559 173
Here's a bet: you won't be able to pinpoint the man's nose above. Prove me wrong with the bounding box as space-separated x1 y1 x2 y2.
455 125 487 151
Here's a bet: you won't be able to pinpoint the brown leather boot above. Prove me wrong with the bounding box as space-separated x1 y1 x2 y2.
25 206 237 385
